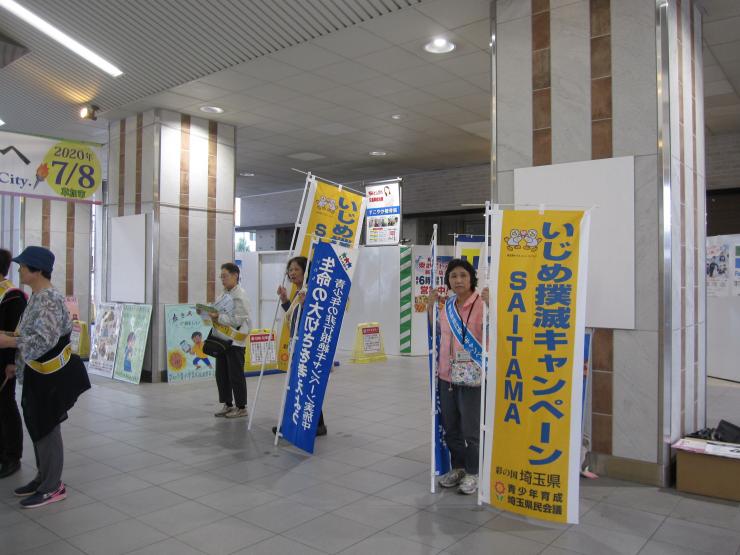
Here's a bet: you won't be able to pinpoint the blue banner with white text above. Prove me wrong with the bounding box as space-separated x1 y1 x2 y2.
280 241 357 454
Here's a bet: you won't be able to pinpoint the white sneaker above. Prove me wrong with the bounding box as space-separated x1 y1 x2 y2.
225 407 248 418
214 404 234 417
438 468 465 488
458 474 478 495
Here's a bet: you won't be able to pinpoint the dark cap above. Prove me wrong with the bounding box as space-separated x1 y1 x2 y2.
12 246 55 274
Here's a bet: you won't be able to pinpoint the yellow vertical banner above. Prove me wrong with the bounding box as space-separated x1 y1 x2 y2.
276 177 366 370
483 209 590 524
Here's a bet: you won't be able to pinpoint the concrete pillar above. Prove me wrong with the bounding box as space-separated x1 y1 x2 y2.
492 0 705 485
106 110 236 381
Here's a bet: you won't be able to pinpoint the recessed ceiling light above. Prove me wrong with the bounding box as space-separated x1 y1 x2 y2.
424 37 455 54
0 0 123 76
369 151 387 157
391 114 402 120
79 104 99 120
239 171 255 177
200 106 224 114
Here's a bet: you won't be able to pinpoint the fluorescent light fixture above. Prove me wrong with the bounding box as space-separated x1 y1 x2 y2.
391 114 402 120
369 151 387 156
424 37 455 54
200 106 224 114
0 0 123 77
239 171 255 177
0 118 5 126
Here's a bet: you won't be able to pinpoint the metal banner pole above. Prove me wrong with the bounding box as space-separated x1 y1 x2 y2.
248 173 312 430
430 223 438 494
478 201 491 505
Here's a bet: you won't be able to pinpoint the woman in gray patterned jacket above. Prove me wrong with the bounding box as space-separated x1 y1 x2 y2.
0 246 90 509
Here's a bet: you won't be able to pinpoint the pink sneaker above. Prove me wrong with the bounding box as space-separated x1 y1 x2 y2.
20 483 66 508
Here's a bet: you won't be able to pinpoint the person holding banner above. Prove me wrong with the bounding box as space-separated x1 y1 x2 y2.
208 263 252 419
274 256 327 436
428 259 488 495
0 247 90 508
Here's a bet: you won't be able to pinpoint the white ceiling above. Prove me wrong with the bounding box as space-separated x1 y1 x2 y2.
1 0 737 198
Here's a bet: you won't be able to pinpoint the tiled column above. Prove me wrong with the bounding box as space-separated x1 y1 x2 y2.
493 0 706 485
107 109 236 381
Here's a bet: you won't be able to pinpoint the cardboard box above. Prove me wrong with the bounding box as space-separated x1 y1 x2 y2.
674 439 740 502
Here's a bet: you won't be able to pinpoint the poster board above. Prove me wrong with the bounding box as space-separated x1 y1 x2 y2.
365 180 401 246
164 304 215 383
515 156 634 329
113 303 153 384
89 302 123 377
110 214 147 303
707 234 740 382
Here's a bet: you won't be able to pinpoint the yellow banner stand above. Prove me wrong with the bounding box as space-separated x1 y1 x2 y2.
71 320 91 360
349 322 387 364
244 329 280 373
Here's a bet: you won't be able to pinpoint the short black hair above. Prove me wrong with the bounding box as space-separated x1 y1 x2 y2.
26 265 52 280
286 256 307 274
444 258 477 291
191 331 202 339
221 262 240 275
0 249 10 276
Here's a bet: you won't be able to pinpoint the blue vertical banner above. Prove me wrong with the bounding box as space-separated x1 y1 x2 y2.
428 239 451 476
280 241 357 454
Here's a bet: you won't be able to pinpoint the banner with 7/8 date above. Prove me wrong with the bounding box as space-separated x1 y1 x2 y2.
280 240 357 454
276 177 365 370
0 131 103 204
481 209 590 525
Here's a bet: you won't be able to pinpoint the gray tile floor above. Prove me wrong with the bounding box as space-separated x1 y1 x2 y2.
2 356 739 555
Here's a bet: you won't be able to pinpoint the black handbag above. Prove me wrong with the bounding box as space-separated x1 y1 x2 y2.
202 332 231 358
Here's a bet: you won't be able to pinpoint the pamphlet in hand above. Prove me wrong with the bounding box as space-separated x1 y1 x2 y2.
196 304 217 325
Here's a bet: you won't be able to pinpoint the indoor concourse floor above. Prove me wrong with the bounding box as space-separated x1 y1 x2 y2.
1 357 739 555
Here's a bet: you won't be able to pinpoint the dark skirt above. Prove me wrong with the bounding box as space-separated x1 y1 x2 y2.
21 335 91 442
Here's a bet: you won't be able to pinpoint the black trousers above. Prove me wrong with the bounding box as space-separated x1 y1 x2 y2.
438 379 480 475
215 345 247 408
0 376 23 464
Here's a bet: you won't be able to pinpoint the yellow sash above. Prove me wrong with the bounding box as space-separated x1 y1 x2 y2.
212 322 248 343
27 344 72 375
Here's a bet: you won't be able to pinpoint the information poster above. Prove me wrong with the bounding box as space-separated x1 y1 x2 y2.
280 242 357 454
413 254 452 312
165 304 215 383
482 210 590 525
64 296 81 321
365 180 401 246
113 303 153 384
706 243 730 297
247 331 277 371
0 131 103 204
362 325 381 354
89 303 123 377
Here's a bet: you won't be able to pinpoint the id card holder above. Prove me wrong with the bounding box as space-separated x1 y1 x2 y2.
455 350 471 363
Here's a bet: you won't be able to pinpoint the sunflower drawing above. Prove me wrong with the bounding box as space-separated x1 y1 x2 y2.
167 349 186 372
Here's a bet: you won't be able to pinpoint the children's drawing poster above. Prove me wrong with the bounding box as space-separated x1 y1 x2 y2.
113 304 152 384
89 303 123 377
164 304 215 383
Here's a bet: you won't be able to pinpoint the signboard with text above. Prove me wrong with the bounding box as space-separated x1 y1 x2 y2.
481 209 590 524
365 180 401 246
0 131 103 204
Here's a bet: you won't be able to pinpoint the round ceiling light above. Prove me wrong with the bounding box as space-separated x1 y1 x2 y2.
200 106 224 114
369 151 387 157
424 37 455 54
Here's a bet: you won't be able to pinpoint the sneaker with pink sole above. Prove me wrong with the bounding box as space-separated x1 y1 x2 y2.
20 483 66 509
